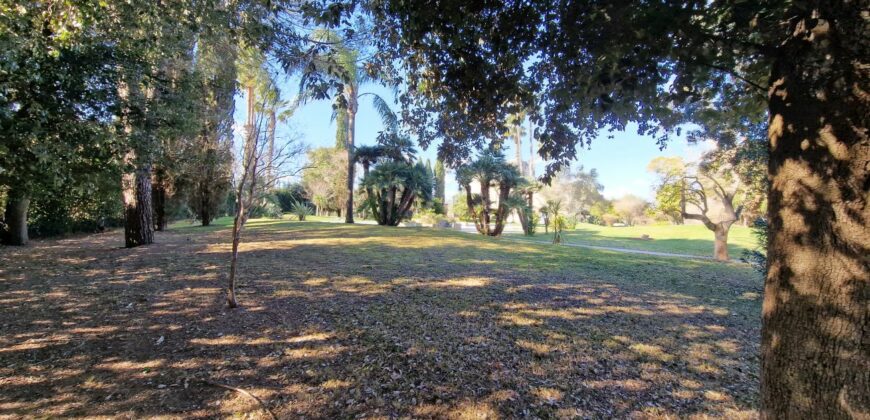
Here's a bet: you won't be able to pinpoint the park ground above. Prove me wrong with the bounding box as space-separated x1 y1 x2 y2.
505 223 758 259
1 218 762 419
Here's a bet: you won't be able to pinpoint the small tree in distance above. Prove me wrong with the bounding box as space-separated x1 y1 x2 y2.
227 77 305 308
456 150 524 236
649 155 744 261
613 195 648 226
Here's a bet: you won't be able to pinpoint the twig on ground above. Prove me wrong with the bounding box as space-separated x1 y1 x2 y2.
200 380 277 420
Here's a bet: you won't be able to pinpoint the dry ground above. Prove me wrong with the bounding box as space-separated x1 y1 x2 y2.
0 219 762 419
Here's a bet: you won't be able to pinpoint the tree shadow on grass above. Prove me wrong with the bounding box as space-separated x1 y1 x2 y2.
0 223 762 418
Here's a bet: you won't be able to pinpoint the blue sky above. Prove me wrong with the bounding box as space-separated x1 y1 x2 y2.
235 78 714 202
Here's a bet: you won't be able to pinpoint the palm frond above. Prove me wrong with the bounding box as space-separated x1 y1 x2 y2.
370 94 398 133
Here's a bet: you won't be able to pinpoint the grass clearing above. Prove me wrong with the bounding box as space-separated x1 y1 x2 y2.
508 223 759 258
1 218 762 418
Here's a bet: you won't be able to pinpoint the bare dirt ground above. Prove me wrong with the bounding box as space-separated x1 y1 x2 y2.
0 220 762 419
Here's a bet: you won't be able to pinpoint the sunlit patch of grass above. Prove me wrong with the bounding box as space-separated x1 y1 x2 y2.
630 343 675 362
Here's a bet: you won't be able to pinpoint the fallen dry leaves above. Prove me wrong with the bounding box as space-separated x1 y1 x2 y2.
0 220 762 419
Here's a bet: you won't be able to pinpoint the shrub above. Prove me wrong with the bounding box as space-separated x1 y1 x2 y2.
274 184 308 212
249 197 283 219
451 194 473 221
414 208 453 226
564 215 578 230
552 215 568 244
290 200 313 221
741 218 768 274
527 211 540 236
601 213 619 226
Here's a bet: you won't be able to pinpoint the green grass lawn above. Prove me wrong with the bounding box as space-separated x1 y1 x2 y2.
509 222 759 258
2 217 762 418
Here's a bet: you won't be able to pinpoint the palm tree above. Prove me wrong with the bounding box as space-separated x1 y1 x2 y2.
505 111 527 174
304 29 395 224
362 160 433 226
456 150 524 236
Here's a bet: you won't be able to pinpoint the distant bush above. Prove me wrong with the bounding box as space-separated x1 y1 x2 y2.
601 213 619 226
273 184 308 212
249 197 283 219
289 200 313 221
564 215 579 230
451 194 473 222
527 212 540 236
741 218 768 274
415 208 453 226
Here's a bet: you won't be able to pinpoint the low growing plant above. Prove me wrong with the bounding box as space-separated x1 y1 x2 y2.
290 200 313 221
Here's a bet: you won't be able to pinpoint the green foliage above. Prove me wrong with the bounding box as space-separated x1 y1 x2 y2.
26 178 124 237
289 200 313 221
368 1 775 178
527 212 540 236
456 149 524 236
741 218 768 274
361 160 434 226
451 194 472 222
249 197 283 220
540 166 606 218
552 215 568 244
302 147 348 215
434 159 446 210
274 184 308 212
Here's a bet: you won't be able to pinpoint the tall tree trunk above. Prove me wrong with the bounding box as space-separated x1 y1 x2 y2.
514 130 522 175
227 199 243 309
122 155 154 248
153 169 167 231
3 187 29 246
712 222 731 262
199 179 212 226
266 110 276 187
528 119 535 179
344 93 357 224
761 6 869 418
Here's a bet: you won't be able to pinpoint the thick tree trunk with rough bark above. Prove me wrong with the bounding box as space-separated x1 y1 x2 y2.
122 159 154 248
199 180 212 226
761 6 869 418
712 222 731 261
3 188 29 246
152 173 167 232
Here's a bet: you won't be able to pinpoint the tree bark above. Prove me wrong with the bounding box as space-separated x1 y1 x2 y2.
761 6 869 418
266 110 276 187
3 188 29 246
344 92 357 224
122 157 154 248
712 222 731 262
153 171 167 232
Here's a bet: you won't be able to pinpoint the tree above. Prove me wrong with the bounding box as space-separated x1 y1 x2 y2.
647 157 686 225
649 154 747 261
227 71 304 308
302 148 348 217
0 2 118 245
434 159 447 212
540 165 606 221
506 111 527 174
456 150 525 236
612 195 648 227
301 29 395 224
370 3 868 413
362 160 433 226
